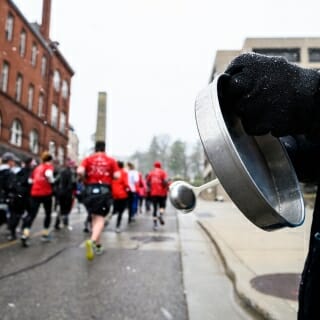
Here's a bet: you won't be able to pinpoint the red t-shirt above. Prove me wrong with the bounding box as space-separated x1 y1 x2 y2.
147 168 168 197
80 152 119 185
31 162 54 196
112 168 129 199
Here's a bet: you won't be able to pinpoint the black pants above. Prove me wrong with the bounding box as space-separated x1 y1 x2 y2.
8 195 31 236
22 195 53 230
55 193 74 226
113 198 128 228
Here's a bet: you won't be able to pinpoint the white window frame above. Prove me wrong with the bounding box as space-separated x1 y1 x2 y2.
31 43 37 67
27 84 34 110
57 146 64 165
41 56 47 78
51 103 58 128
10 119 22 146
29 129 39 154
53 70 61 92
61 80 69 99
49 141 56 158
15 74 23 102
19 29 26 57
38 93 44 117
1 62 9 92
59 112 66 133
5 13 14 41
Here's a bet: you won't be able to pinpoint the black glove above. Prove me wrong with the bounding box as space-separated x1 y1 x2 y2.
218 53 320 137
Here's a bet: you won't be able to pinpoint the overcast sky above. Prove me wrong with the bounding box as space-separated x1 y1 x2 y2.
12 0 320 157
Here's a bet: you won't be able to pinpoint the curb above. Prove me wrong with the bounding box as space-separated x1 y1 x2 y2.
197 220 297 320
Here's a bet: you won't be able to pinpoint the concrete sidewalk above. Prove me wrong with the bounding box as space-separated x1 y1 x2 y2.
191 198 313 320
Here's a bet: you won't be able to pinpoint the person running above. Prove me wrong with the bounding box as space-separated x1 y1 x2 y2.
111 161 129 233
54 159 77 230
147 161 168 230
126 162 140 223
77 141 119 260
0 152 19 230
8 157 35 240
20 151 55 247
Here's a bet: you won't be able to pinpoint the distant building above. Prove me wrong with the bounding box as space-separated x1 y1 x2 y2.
205 37 320 200
0 0 74 163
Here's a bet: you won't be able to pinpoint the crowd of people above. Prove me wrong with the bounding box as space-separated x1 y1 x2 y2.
0 140 170 261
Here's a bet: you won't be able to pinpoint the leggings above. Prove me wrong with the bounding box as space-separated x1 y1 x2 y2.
22 195 53 230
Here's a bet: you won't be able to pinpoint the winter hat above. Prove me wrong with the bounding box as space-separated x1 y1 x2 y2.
154 161 162 168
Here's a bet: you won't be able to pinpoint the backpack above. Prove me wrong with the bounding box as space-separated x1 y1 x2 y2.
55 167 75 197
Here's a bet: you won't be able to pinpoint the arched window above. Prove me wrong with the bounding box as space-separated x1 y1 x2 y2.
61 80 69 99
57 146 64 165
1 61 9 92
31 43 37 67
29 129 39 154
10 119 22 146
49 140 56 158
5 13 14 41
19 29 26 57
51 104 58 127
41 56 47 78
15 73 23 102
53 70 61 91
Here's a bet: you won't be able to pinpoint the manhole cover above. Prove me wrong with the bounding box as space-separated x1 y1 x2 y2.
130 236 174 243
250 273 300 300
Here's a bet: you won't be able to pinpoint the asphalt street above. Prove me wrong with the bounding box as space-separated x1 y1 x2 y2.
0 202 254 320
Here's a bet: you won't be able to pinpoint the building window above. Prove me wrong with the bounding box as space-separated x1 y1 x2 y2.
61 80 69 99
1 62 9 92
60 112 66 133
53 70 61 91
41 56 47 78
5 13 14 41
252 48 300 62
15 73 23 102
27 84 34 110
10 119 22 146
38 93 44 117
51 104 58 127
57 146 64 165
49 141 56 158
31 43 37 67
308 48 320 62
19 29 26 57
29 129 39 154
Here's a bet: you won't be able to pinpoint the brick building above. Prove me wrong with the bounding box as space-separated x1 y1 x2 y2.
0 0 74 163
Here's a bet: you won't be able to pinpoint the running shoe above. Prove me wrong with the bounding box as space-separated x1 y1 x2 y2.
85 240 95 260
159 215 165 225
21 229 30 247
94 244 104 256
115 227 121 233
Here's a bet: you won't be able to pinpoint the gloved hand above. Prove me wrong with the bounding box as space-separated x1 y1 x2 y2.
218 53 320 137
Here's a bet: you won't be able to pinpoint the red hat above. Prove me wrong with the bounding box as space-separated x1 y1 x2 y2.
154 161 161 168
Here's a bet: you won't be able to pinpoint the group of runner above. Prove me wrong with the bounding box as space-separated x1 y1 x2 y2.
0 140 170 261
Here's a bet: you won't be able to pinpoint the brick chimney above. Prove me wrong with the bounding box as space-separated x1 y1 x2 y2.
40 0 52 39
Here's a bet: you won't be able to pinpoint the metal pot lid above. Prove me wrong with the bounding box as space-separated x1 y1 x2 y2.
195 75 305 231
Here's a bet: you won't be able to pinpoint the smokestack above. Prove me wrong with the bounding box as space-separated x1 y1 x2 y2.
40 0 52 39
95 92 107 143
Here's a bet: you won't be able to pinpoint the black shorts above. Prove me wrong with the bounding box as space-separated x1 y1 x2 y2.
82 184 112 217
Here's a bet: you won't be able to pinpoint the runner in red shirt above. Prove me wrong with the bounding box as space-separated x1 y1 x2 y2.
77 141 119 260
21 151 55 247
147 161 168 230
111 161 129 233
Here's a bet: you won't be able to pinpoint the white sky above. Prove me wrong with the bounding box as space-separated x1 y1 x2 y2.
12 0 320 157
